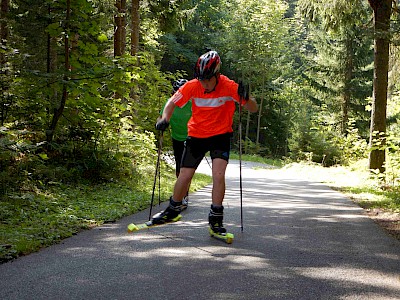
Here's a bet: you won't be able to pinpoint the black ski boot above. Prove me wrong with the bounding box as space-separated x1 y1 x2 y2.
208 205 234 244
208 205 226 234
151 197 183 225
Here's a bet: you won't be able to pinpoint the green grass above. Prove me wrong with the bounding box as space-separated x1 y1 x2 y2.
0 169 211 263
230 153 284 167
339 186 400 211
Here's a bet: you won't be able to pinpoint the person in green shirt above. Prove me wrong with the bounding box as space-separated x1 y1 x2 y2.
160 79 192 209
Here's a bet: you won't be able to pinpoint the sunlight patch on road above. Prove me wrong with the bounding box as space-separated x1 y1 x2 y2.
309 214 367 222
293 266 400 291
227 255 271 270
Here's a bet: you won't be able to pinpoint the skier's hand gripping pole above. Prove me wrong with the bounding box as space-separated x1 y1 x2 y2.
238 81 250 102
155 119 169 131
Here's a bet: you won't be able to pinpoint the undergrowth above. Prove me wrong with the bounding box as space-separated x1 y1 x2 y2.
0 169 210 263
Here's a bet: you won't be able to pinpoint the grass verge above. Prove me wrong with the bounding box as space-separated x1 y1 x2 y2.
230 153 284 168
0 170 211 263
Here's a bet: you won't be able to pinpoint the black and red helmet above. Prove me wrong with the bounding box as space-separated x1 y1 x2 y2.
194 51 221 80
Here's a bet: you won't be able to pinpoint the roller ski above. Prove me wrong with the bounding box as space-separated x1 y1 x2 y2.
208 205 234 244
209 228 234 244
127 214 182 232
127 197 183 233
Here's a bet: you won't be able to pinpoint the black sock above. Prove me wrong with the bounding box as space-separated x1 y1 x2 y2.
210 205 224 214
170 197 182 207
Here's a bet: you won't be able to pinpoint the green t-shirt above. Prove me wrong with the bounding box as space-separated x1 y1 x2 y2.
161 101 192 141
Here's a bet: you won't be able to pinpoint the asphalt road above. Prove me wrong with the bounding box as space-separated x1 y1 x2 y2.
0 159 399 300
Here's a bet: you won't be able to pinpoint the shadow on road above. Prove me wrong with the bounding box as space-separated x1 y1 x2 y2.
1 160 399 300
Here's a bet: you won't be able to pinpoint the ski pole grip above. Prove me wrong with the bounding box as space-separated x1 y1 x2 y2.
238 81 250 102
155 119 169 131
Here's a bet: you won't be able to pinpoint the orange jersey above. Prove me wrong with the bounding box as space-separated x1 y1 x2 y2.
171 75 241 138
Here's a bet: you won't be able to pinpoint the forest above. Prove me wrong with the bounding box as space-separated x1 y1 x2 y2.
0 0 400 260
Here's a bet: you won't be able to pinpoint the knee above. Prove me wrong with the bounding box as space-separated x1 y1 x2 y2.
178 168 195 182
212 172 225 184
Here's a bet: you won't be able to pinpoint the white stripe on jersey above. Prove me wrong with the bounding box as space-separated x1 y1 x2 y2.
171 91 183 104
194 96 235 108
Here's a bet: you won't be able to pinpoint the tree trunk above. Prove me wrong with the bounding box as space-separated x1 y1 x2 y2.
131 0 140 55
342 35 353 134
244 82 251 154
244 110 250 153
368 0 391 172
114 0 126 57
256 76 265 146
46 4 58 130
46 0 71 143
0 0 9 125
0 0 8 65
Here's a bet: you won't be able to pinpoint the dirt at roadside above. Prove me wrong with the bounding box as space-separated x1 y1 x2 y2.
364 208 400 241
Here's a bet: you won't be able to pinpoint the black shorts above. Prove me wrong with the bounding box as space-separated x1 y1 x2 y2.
181 133 232 169
172 138 185 175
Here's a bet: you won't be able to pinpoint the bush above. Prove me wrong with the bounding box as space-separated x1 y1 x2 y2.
0 125 161 195
289 119 368 167
0 128 47 196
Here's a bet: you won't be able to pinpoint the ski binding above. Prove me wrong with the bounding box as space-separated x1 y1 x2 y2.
127 214 182 232
208 228 234 244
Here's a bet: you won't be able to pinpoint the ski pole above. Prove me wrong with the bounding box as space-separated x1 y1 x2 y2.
205 156 212 170
238 81 249 232
149 131 163 220
158 143 161 206
239 99 243 232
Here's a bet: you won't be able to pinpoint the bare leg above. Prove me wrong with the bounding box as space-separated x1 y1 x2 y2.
173 167 196 201
211 158 228 206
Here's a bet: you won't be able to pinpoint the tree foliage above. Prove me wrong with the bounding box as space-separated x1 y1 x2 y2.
0 0 180 195
1 0 400 195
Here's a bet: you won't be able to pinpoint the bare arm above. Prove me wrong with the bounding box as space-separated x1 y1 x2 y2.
161 97 177 121
155 97 178 131
244 97 258 113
